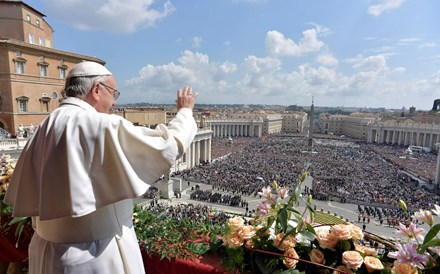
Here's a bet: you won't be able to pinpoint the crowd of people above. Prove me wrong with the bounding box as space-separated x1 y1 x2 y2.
145 202 230 226
189 189 246 208
356 204 415 228
187 134 440 211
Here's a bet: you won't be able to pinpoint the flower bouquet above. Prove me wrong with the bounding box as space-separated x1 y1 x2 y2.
220 171 440 273
0 154 33 263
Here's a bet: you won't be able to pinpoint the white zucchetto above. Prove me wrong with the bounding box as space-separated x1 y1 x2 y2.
67 61 112 79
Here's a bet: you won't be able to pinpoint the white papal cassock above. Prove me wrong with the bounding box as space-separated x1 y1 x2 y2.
4 97 197 274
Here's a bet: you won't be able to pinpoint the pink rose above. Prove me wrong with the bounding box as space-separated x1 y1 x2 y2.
316 230 339 250
309 248 325 264
225 232 244 249
227 216 244 232
331 224 352 240
283 248 299 269
348 224 364 240
244 239 255 249
363 256 384 273
273 233 296 251
238 225 256 240
333 265 353 274
342 251 364 270
392 262 417 274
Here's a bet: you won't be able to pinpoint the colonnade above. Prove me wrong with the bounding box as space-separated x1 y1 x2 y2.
173 128 212 173
209 120 263 138
367 123 440 150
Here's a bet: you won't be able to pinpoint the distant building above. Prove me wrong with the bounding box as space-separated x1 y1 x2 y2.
0 0 105 135
112 107 167 127
319 112 376 139
282 112 308 133
0 1 213 176
318 111 440 151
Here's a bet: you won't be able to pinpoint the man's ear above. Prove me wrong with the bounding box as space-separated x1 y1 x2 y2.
84 83 100 104
90 83 100 100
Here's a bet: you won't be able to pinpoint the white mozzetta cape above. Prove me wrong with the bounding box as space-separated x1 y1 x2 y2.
5 97 197 220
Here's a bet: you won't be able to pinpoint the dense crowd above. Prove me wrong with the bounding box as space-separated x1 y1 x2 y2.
210 137 259 161
187 134 439 210
189 189 247 208
145 203 230 226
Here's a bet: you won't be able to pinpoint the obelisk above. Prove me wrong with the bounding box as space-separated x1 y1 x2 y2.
308 97 314 151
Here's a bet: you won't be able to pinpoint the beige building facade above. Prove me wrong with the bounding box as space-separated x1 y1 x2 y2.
318 112 440 151
0 0 105 135
112 107 167 126
319 113 376 139
282 112 308 133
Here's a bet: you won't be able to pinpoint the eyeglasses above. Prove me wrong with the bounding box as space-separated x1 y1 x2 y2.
99 82 120 100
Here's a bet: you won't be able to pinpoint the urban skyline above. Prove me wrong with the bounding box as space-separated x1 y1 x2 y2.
24 0 440 110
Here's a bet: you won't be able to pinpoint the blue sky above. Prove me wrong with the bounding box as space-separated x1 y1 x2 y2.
24 0 440 110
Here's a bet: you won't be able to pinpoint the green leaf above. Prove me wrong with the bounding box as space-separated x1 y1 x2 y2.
423 224 440 245
8 216 28 225
305 222 316 235
420 239 440 253
267 215 276 228
277 207 288 232
299 229 316 242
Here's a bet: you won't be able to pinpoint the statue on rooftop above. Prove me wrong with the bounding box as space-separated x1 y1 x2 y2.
432 99 440 112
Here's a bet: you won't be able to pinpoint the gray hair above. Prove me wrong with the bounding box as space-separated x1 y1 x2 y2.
63 75 109 99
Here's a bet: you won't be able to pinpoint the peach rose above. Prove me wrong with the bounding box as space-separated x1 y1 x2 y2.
392 262 417 274
354 242 378 256
333 265 353 274
225 232 244 249
348 224 364 240
342 251 364 270
309 248 326 264
238 225 256 240
273 233 296 251
227 216 245 232
316 230 339 250
363 246 378 256
331 224 352 240
364 256 384 273
283 248 299 269
244 239 255 249
354 242 365 254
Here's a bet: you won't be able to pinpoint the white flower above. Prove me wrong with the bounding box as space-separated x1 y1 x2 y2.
432 204 440 216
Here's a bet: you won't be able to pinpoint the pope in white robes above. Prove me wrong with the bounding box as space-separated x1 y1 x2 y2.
4 61 198 274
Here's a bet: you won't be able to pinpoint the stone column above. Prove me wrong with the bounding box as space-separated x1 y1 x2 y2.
196 140 200 165
207 138 212 162
435 143 440 186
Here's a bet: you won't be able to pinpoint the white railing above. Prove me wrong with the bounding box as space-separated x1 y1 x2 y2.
0 138 28 151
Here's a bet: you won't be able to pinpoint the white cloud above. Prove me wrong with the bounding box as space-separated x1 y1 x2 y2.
125 50 237 103
352 54 388 71
368 0 405 16
192 36 203 48
399 38 420 43
123 47 435 108
419 42 436 49
368 46 395 53
265 28 325 57
43 0 175 33
316 54 338 67
393 67 406 73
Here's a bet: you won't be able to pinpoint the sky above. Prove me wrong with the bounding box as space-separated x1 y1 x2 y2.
23 0 440 110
